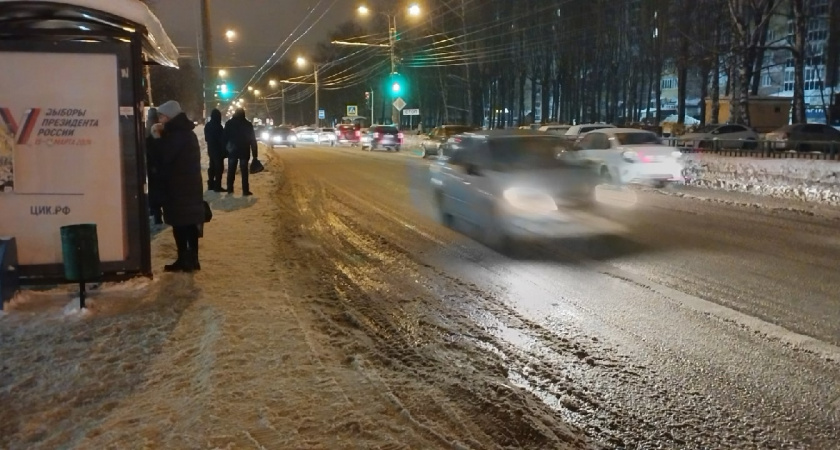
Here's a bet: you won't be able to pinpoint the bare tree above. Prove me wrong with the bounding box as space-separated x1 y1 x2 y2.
727 0 779 125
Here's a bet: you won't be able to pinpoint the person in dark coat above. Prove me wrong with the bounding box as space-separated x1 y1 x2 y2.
223 108 257 196
145 107 164 224
154 100 205 272
204 109 226 192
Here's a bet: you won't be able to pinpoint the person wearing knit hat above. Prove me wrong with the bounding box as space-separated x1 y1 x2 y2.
156 100 182 121
154 100 205 272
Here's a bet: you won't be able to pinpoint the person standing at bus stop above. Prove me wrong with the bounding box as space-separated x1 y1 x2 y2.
153 100 205 272
223 108 257 196
204 108 226 192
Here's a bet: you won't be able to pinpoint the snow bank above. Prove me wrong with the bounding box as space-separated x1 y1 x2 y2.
682 154 840 205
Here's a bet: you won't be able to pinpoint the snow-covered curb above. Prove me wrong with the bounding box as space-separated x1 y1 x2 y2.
682 154 840 205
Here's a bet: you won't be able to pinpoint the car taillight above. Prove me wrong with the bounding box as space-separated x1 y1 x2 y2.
355 130 360 137
374 132 381 139
398 132 404 140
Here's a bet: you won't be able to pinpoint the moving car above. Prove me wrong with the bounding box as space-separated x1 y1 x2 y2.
262 126 297 148
294 126 318 143
430 130 633 247
574 128 684 187
317 127 337 146
336 124 361 146
765 123 840 152
361 125 403 151
420 125 477 158
677 123 759 149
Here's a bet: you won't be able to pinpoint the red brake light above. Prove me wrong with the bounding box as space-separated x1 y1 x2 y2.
398 132 404 139
355 130 360 137
374 132 381 139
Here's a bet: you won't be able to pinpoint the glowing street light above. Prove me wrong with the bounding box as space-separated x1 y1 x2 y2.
408 3 421 16
225 29 236 42
269 79 277 88
357 5 369 15
218 69 227 78
247 86 254 91
296 56 307 67
253 89 260 97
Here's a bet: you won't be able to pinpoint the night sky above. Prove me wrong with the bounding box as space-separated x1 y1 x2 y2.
148 0 359 88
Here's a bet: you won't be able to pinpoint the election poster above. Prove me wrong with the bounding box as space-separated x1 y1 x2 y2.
0 51 125 265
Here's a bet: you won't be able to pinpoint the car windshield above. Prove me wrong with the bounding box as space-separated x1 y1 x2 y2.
695 125 721 133
375 126 399 133
614 132 661 145
488 137 569 170
321 128 334 132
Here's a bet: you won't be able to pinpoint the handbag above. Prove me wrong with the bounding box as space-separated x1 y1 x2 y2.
203 200 213 223
249 158 265 174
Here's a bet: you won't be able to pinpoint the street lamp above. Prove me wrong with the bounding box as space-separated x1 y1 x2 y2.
296 56 321 127
408 4 421 16
269 79 277 88
253 89 260 97
225 29 236 42
357 5 369 15
247 86 254 91
218 69 227 78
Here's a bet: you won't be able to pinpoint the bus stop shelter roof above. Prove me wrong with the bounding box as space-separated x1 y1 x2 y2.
0 0 178 67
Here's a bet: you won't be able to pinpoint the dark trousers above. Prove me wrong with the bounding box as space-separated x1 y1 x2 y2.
226 157 249 193
208 153 225 189
172 224 199 266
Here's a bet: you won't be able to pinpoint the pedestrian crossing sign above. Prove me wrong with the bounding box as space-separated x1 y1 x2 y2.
346 105 358 116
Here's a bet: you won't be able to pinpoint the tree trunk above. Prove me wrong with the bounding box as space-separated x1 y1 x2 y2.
711 23 722 124
791 0 808 124
518 72 526 125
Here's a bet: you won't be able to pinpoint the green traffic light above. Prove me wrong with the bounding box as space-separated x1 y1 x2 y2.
391 82 401 93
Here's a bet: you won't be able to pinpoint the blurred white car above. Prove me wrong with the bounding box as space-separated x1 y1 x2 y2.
538 124 571 136
574 128 684 187
564 123 616 142
294 127 318 142
317 128 336 146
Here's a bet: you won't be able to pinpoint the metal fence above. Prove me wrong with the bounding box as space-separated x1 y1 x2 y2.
662 138 840 161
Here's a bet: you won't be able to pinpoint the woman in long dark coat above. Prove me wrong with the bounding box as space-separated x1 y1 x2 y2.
153 100 205 272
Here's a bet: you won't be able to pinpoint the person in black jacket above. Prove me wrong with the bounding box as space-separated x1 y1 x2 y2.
223 108 257 196
204 109 226 192
145 107 164 224
154 100 206 272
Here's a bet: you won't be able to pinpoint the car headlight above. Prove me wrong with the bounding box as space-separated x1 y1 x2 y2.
261 132 269 140
289 135 297 141
273 135 282 142
671 150 683 159
621 150 639 163
502 187 557 212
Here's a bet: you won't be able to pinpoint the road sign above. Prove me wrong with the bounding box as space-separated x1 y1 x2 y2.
318 108 325 120
402 108 420 116
393 97 406 111
346 105 358 116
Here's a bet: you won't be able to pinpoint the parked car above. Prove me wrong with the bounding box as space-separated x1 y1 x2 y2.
263 126 297 148
429 130 632 247
420 125 477 157
361 125 403 151
677 123 759 149
336 124 362 146
574 128 684 188
564 123 616 142
765 123 840 152
317 127 337 146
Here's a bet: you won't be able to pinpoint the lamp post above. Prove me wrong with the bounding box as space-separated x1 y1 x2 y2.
297 56 321 127
356 3 420 125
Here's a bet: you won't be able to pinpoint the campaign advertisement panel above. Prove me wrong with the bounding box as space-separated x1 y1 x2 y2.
0 51 126 266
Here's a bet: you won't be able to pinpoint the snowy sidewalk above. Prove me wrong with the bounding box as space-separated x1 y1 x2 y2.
0 151 463 448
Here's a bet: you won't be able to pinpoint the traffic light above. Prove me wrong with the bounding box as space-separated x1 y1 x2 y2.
386 72 408 99
217 83 233 100
365 91 370 100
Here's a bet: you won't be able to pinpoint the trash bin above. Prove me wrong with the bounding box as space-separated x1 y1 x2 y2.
60 224 102 282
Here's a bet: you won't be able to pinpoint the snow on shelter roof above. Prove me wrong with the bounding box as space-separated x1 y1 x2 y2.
0 0 178 67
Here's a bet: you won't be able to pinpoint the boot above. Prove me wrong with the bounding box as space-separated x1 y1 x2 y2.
164 228 190 272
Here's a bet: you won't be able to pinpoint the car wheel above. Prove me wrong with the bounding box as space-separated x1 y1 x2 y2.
483 204 512 252
600 166 613 184
435 190 453 227
421 146 427 158
395 146 401 152
292 144 296 148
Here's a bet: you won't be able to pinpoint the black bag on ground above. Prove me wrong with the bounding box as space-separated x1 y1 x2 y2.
203 201 212 223
249 158 265 174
